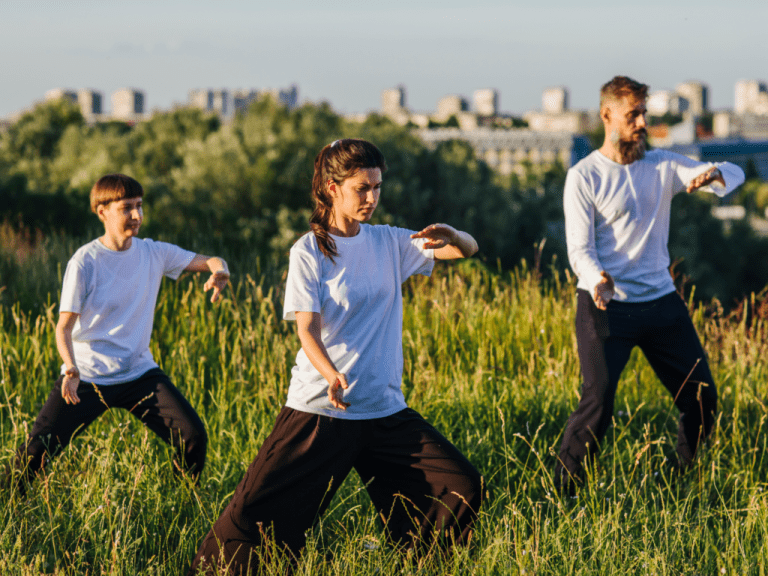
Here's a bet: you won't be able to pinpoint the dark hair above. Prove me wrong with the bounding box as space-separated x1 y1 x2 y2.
90 173 144 214
600 76 649 109
310 139 387 260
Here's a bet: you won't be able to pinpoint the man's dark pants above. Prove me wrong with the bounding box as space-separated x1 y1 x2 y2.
9 367 207 489
556 289 717 485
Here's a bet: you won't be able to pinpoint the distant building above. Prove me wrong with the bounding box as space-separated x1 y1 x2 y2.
473 89 498 116
112 88 144 120
525 87 600 134
382 86 406 115
675 81 709 115
264 84 298 110
436 95 469 120
189 89 230 115
77 89 102 118
735 80 768 115
713 111 768 140
233 89 259 113
45 88 102 119
542 87 568 114
45 88 77 104
647 90 689 116
417 128 592 177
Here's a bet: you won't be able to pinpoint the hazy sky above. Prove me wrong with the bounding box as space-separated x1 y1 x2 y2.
2 0 767 118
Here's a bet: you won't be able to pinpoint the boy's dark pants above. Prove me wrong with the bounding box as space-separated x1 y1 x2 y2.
188 407 483 576
556 290 717 484
11 367 207 487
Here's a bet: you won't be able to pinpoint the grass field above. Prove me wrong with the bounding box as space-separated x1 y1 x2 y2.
2 228 768 575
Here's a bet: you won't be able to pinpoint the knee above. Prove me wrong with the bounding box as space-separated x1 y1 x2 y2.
455 467 484 516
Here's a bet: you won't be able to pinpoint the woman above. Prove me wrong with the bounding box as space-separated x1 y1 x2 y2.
188 139 482 575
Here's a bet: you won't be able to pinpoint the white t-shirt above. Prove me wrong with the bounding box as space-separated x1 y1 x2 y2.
564 149 745 302
59 237 196 385
283 225 435 419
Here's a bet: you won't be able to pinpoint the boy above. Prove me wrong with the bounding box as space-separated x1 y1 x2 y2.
9 173 229 492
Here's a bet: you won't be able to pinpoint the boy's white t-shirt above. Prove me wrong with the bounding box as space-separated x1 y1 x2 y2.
283 225 435 419
59 237 196 385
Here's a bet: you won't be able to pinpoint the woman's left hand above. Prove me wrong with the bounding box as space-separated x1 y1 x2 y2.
410 224 458 249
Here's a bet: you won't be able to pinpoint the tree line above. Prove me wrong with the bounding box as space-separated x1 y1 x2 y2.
1 96 767 306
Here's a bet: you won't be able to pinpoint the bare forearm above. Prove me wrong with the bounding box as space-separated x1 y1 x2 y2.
452 230 478 258
55 313 79 371
205 256 229 275
185 254 230 275
298 324 339 384
433 229 479 260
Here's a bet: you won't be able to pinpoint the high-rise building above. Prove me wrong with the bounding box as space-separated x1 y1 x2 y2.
188 89 229 115
676 81 708 116
77 89 102 118
45 88 77 104
735 80 768 115
473 89 498 116
112 88 144 120
542 87 568 114
436 95 468 119
648 90 689 116
381 86 406 116
233 89 259 113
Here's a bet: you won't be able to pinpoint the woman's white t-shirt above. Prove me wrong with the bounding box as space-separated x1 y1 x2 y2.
59 237 195 385
283 225 435 419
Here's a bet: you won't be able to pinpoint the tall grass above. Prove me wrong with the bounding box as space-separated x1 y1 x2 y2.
2 229 768 575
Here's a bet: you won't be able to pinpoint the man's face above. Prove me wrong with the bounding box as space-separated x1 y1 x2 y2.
605 95 648 162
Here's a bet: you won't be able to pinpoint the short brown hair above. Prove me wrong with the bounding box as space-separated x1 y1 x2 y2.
90 174 144 214
600 76 649 109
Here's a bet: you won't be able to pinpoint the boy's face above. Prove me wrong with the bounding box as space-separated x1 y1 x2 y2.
98 197 143 241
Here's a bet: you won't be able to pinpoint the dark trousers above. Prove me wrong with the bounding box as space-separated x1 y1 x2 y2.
556 290 717 483
11 367 207 488
188 407 483 576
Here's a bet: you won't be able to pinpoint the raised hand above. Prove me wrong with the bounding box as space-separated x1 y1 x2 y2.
687 167 724 193
410 223 459 250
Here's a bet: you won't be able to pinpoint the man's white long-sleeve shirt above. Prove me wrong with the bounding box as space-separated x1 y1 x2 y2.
563 149 745 302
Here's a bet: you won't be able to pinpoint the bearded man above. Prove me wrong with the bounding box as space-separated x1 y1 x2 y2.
556 76 745 489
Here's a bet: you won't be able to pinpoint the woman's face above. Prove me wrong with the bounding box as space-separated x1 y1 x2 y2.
330 167 382 226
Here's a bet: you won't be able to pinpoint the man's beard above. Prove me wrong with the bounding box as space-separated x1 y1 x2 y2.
611 129 647 163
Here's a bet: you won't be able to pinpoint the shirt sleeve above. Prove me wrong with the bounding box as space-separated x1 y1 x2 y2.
283 242 323 321
395 227 435 281
156 241 197 280
563 168 605 296
59 259 87 314
669 152 746 197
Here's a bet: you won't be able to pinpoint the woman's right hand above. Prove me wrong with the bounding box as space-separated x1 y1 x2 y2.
61 367 81 405
327 373 350 410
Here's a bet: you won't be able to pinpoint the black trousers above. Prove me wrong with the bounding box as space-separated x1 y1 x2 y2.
11 367 207 487
556 290 717 482
187 407 483 576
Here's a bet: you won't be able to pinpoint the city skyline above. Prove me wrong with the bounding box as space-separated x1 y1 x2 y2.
2 0 767 119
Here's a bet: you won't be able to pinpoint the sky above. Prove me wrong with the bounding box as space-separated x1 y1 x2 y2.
1 0 767 119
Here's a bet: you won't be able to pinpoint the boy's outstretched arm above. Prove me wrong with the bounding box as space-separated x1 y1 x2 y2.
56 312 82 404
185 255 230 303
